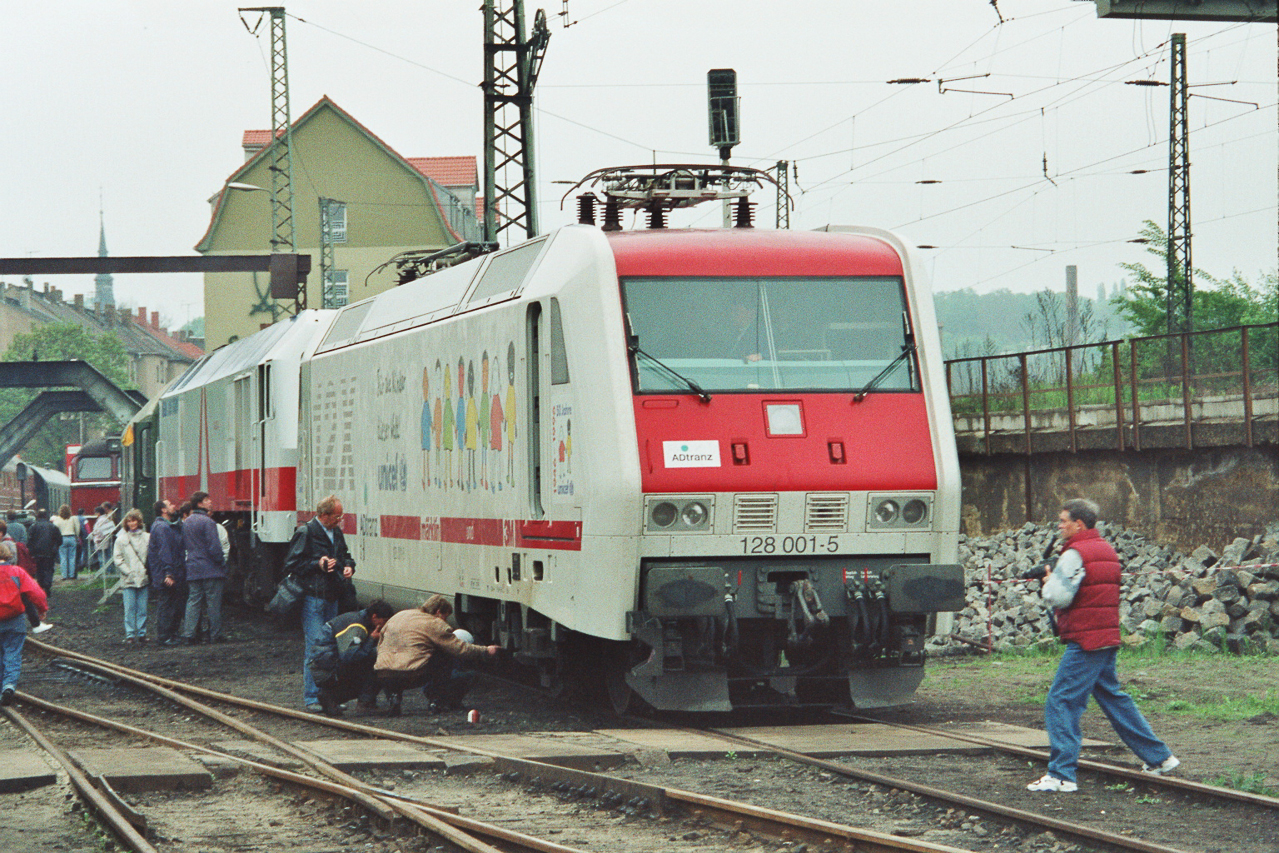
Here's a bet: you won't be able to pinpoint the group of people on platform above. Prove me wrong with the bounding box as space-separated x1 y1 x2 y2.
0 490 494 718
290 494 498 716
2 504 120 595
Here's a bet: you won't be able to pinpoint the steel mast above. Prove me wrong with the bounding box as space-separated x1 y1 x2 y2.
1167 32 1192 335
482 1 550 244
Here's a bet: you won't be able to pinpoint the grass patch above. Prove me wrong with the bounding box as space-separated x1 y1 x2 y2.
1209 770 1279 797
926 642 1279 714
1159 690 1279 722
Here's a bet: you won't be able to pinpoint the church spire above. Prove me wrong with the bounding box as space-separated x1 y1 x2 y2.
95 208 114 309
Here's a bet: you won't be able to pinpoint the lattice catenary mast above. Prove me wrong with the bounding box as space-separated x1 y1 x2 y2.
240 6 301 310
1167 33 1192 335
483 0 550 244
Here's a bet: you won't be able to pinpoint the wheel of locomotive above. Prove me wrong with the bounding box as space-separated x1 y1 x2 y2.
601 642 648 716
561 635 636 714
604 663 634 716
538 655 571 700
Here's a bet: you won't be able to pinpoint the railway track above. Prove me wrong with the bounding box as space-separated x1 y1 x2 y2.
18 631 1273 853
9 638 978 853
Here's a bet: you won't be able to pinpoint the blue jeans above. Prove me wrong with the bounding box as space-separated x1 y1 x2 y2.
182 578 225 642
302 596 339 706
122 586 149 639
1045 643 1172 782
60 535 77 578
0 613 28 691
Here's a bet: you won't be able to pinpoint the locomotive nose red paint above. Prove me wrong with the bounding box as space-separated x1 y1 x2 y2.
634 393 936 494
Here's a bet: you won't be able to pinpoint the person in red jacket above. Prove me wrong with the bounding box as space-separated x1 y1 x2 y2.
1027 499 1179 793
1 542 49 705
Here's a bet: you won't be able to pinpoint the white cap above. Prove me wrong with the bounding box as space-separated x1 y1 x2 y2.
453 629 474 644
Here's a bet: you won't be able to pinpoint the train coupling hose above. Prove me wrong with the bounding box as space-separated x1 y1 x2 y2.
721 593 740 658
788 579 830 651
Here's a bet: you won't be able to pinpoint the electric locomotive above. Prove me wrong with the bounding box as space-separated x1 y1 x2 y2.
66 439 122 513
303 167 963 712
152 166 963 712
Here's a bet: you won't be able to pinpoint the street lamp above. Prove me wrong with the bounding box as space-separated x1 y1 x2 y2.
223 181 305 311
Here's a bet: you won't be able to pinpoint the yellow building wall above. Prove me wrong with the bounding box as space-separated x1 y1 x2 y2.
0 303 39 354
202 104 456 348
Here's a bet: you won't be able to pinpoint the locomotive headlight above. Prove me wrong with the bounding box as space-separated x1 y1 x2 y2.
645 496 714 533
874 499 900 524
867 494 933 529
680 501 709 528
651 501 678 528
902 498 928 525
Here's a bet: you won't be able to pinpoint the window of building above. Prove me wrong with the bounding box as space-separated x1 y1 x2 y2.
324 271 350 308
326 202 347 243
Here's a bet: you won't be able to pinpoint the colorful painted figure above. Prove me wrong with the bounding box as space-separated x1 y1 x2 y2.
442 367 455 488
488 352 504 492
465 359 479 490
420 365 431 489
432 359 443 487
456 358 466 490
505 341 518 487
479 351 491 490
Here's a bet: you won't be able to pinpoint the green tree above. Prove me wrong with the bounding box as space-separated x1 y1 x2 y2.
0 323 132 469
1113 221 1278 394
1114 220 1277 336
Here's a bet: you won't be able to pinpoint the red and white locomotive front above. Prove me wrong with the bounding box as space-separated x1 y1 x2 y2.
608 227 962 711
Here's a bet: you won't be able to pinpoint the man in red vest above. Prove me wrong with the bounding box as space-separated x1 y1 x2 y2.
1027 498 1179 793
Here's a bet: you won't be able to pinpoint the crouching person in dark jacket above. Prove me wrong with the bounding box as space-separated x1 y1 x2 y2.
309 600 393 717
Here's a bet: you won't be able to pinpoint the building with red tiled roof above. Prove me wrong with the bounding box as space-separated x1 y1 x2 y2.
0 280 202 401
198 96 483 348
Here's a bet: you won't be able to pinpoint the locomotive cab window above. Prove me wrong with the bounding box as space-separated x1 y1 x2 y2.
622 276 919 393
76 456 114 481
549 298 570 385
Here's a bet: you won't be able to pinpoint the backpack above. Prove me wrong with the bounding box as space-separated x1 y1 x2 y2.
0 570 23 621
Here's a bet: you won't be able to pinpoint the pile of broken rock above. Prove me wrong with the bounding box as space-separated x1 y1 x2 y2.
933 521 1279 655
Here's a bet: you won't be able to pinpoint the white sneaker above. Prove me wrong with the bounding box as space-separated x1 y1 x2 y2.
1142 755 1180 776
31 622 53 634
1027 775 1078 792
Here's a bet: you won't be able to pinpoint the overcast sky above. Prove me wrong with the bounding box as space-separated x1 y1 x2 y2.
1 1 1275 331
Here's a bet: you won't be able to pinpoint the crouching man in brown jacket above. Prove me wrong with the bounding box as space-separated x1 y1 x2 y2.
374 594 498 716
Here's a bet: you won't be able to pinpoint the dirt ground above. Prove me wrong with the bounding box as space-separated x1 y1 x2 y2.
12 578 1279 852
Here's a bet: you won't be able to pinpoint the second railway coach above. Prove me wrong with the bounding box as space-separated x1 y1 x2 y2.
155 311 337 604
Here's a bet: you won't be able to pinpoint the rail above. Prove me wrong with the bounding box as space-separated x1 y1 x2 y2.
944 322 1279 453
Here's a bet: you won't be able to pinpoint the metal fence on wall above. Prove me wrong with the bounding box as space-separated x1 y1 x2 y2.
945 322 1279 453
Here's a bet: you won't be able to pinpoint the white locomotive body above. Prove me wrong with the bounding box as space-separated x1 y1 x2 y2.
156 220 963 712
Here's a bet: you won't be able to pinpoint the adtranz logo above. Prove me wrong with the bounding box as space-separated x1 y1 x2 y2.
663 440 721 468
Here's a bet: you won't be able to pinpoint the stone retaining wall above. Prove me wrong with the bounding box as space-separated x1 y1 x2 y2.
932 520 1279 655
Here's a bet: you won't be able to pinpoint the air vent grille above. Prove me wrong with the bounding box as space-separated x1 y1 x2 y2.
733 494 778 532
805 493 849 532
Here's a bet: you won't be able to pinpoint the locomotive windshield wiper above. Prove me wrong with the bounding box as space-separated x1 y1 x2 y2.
853 343 917 402
630 343 712 402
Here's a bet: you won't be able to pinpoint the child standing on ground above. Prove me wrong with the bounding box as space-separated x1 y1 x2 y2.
113 509 150 644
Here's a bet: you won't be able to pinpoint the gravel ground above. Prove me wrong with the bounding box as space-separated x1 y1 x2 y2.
5 579 1277 852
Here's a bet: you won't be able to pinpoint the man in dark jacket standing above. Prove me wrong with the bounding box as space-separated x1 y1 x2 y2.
284 495 356 711
180 492 227 644
26 509 62 598
147 499 186 646
308 600 394 716
1027 499 1179 793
